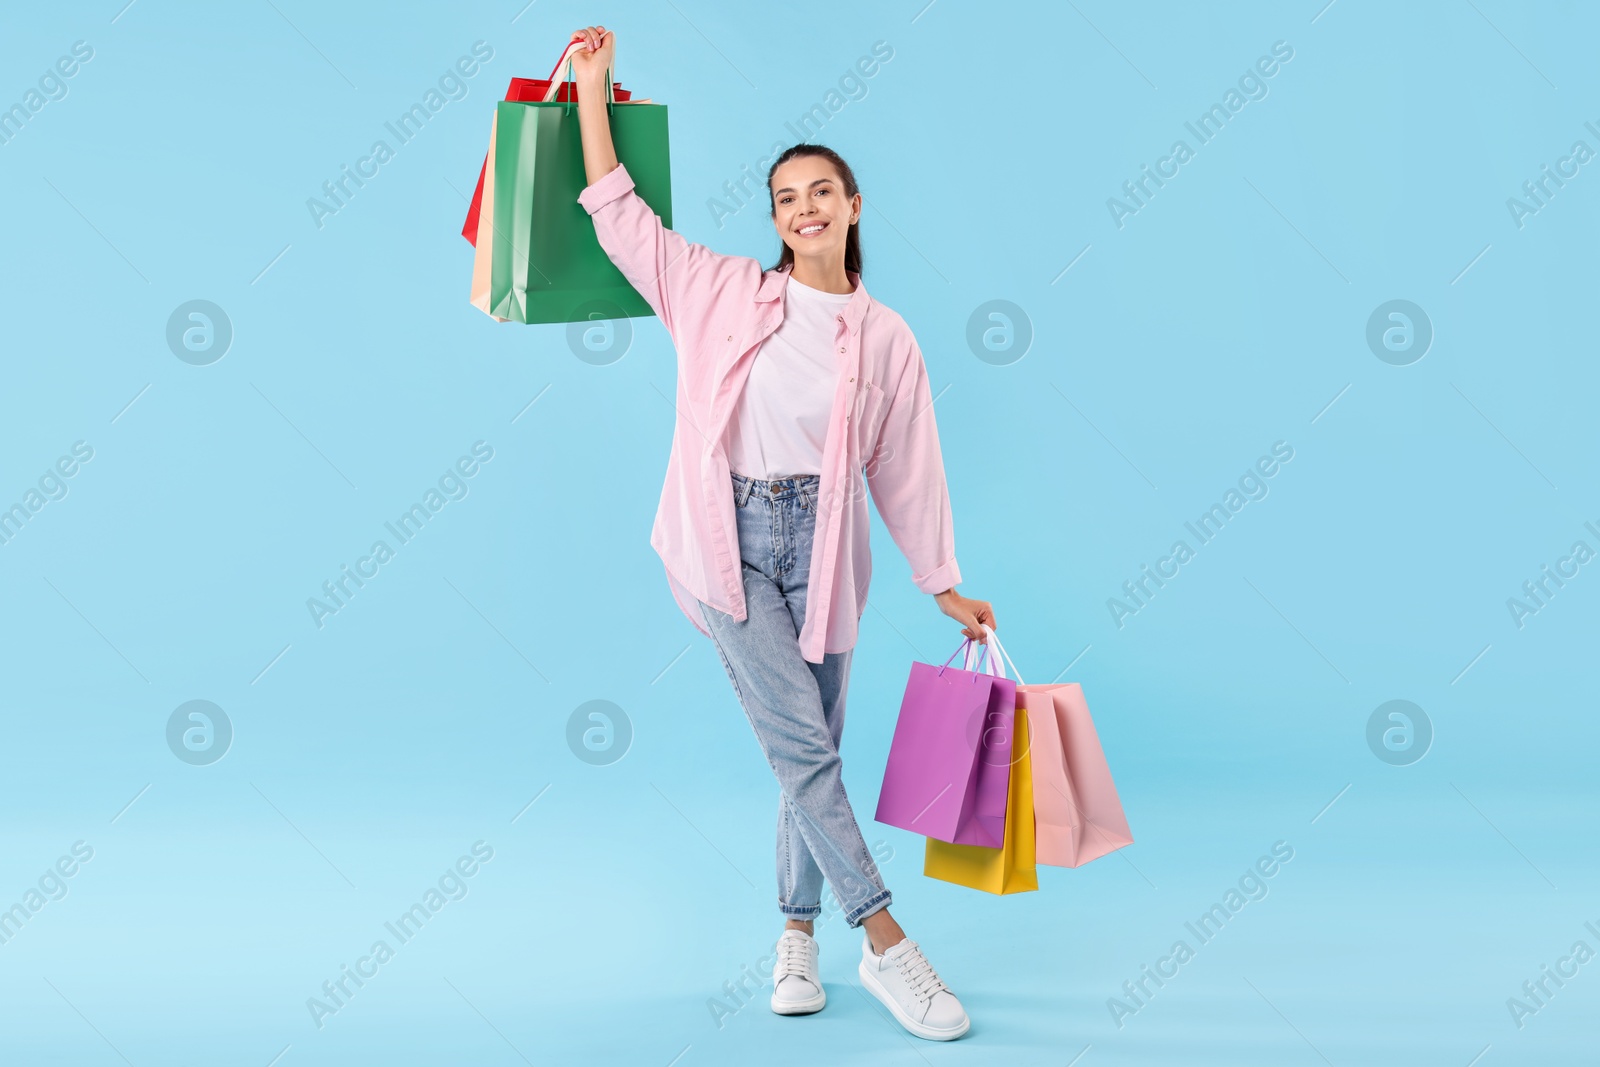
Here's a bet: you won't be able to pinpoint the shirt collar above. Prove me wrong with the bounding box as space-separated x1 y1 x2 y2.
758 262 869 332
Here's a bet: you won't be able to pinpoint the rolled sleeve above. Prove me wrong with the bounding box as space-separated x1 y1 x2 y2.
914 555 962 596
575 160 736 341
577 161 636 215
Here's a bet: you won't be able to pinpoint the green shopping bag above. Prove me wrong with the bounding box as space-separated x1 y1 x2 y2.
487 92 671 324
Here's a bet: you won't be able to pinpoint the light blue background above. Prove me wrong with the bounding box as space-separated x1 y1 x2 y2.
2 1 1596 1064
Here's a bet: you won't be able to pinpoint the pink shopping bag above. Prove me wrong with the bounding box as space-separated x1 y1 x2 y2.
976 625 1133 867
874 636 1015 848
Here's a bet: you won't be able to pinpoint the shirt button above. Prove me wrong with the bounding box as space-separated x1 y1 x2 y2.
726 335 732 341
838 347 845 353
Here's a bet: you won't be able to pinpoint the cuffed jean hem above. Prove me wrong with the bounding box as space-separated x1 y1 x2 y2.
844 889 893 929
779 902 823 920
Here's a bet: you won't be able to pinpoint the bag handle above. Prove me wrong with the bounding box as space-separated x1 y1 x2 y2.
961 636 994 675
937 636 996 683
962 624 1025 685
545 37 616 114
985 625 1025 685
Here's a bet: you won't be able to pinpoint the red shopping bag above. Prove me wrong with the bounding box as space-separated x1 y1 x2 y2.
460 41 633 246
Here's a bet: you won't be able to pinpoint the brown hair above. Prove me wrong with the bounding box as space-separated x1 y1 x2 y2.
766 144 863 276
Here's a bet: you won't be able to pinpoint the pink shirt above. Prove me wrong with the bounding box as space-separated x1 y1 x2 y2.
577 162 962 664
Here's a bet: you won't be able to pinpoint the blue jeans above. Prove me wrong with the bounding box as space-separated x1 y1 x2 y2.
698 471 892 929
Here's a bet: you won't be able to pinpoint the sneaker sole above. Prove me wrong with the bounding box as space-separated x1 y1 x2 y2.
770 988 826 1015
857 960 970 1040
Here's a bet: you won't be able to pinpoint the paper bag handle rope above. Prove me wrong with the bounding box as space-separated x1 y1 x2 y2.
544 37 616 113
961 623 1025 685
937 635 997 683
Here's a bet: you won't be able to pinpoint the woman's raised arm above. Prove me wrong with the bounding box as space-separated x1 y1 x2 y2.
567 24 749 348
570 26 618 185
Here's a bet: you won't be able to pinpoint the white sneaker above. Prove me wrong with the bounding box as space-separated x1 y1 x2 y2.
858 933 970 1040
771 929 825 1014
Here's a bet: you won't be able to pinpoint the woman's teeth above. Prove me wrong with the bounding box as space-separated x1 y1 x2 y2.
798 223 827 236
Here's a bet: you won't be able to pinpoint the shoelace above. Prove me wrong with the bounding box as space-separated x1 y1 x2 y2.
889 940 950 1003
776 934 816 981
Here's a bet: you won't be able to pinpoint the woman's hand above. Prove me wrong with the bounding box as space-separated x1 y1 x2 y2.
934 588 996 642
569 25 614 84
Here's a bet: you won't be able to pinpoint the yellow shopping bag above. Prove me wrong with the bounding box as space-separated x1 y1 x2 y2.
923 704 1038 894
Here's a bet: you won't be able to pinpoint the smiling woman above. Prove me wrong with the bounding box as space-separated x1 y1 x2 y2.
567 22 991 1042
764 144 864 279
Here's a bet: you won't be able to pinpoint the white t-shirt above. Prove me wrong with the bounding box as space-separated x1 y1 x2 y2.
724 274 854 480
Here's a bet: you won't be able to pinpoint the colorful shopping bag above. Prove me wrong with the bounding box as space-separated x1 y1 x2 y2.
483 81 671 323
1023 683 1134 866
461 44 635 247
875 637 1015 848
980 626 1133 868
468 108 507 321
923 705 1038 894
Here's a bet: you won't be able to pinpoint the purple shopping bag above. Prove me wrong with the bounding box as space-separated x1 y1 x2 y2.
874 637 1016 847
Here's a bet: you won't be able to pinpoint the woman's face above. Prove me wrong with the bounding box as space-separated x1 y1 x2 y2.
770 156 859 266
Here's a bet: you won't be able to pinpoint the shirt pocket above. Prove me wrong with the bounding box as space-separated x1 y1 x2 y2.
850 377 888 449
